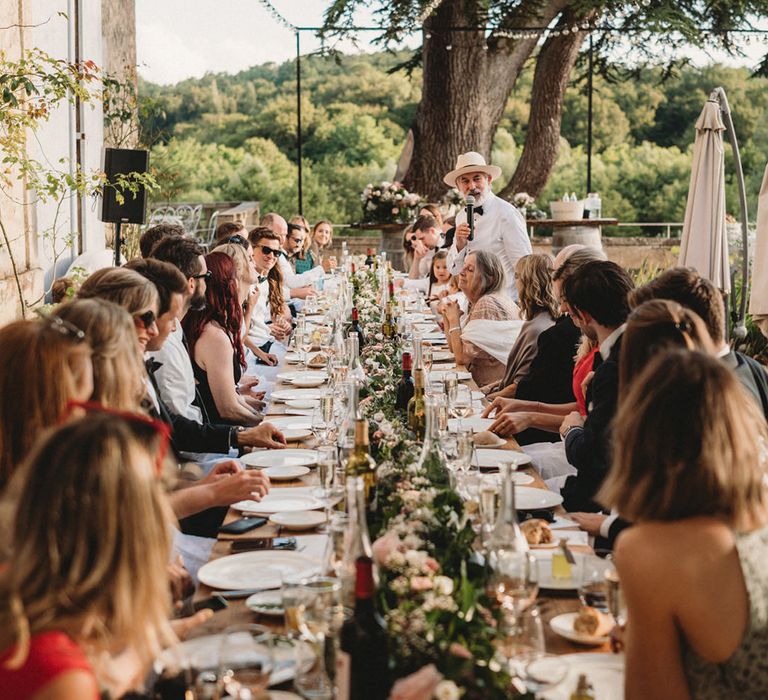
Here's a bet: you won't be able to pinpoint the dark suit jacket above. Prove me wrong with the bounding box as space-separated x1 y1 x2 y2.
146 360 231 456
562 334 622 512
722 350 768 417
514 315 580 446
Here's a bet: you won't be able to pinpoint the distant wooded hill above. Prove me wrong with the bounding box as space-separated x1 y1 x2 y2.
139 51 768 231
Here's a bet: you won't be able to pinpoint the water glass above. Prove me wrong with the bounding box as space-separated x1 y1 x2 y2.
311 407 329 445
450 384 473 420
578 554 613 612
218 624 274 700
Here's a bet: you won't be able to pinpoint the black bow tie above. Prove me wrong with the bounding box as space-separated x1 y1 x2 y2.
472 205 484 217
258 276 268 284
145 358 163 375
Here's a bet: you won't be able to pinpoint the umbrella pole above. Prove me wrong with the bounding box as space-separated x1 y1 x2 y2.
712 87 749 340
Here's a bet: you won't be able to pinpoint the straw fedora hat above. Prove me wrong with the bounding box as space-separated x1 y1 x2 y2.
443 151 502 187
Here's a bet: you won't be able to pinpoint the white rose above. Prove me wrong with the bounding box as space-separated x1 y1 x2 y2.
434 575 454 596
434 680 460 700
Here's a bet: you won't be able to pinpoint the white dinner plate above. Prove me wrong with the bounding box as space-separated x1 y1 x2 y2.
263 465 311 481
549 613 611 646
240 449 320 469
285 399 320 410
246 589 283 616
430 370 472 381
277 370 327 383
197 550 320 590
265 416 314 431
447 417 496 433
514 485 563 510
284 352 302 364
232 494 324 514
479 472 535 486
269 510 326 531
540 653 624 700
272 388 328 402
291 377 326 388
155 635 314 687
473 449 532 468
433 351 454 361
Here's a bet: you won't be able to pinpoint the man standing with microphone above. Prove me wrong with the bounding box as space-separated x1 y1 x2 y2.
445 151 532 299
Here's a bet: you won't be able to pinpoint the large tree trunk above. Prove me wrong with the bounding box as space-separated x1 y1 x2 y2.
403 0 571 201
501 9 594 200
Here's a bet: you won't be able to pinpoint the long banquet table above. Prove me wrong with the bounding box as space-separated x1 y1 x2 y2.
189 361 612 662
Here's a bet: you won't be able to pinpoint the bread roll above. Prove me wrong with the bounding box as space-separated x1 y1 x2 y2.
573 606 613 637
520 518 553 546
473 431 501 446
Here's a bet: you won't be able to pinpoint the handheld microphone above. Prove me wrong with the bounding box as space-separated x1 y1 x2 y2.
466 195 475 242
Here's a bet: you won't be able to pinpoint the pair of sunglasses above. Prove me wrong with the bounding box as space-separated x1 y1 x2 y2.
259 246 281 257
134 309 157 329
191 270 212 281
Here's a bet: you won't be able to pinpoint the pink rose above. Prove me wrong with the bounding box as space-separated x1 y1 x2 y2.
410 576 433 592
389 664 443 700
372 532 401 566
424 557 440 573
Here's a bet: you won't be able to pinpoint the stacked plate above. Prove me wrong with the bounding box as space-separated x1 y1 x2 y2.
232 493 324 514
241 449 320 469
197 549 320 590
272 388 328 403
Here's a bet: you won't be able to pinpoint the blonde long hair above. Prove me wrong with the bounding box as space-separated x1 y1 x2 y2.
0 319 92 492
0 415 175 675
55 299 146 411
515 254 559 320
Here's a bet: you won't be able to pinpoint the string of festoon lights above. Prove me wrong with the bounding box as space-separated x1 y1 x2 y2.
257 0 296 31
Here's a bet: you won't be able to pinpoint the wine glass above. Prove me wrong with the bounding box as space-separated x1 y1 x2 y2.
421 341 433 382
311 407 329 445
218 624 274 700
488 550 540 620
578 554 613 612
496 606 545 672
300 329 314 369
294 578 341 700
455 428 474 474
312 448 344 533
321 512 349 577
450 384 473 424
444 372 459 404
478 479 499 548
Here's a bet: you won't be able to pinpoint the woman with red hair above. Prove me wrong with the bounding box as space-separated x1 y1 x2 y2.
183 252 261 425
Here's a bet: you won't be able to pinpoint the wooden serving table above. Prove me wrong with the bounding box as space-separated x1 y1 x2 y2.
190 362 609 658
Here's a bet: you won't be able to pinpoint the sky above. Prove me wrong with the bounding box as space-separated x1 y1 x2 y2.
136 0 768 86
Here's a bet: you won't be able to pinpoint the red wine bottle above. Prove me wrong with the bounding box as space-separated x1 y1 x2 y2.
365 248 375 267
337 556 389 700
395 351 415 413
351 307 365 349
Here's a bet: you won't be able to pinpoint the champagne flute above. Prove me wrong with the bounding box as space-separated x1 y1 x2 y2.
313 446 343 533
421 342 433 383
218 624 274 700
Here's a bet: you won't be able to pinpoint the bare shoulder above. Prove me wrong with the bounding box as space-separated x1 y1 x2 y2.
32 669 98 700
616 518 734 576
198 323 232 349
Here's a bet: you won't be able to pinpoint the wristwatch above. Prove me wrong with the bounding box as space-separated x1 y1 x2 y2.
560 425 583 441
228 426 245 450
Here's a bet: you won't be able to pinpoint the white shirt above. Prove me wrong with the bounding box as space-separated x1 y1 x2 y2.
278 254 324 289
450 191 532 299
248 278 272 346
146 324 202 422
599 324 626 361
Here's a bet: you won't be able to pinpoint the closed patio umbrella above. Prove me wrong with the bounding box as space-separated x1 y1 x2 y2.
749 163 768 338
678 91 730 294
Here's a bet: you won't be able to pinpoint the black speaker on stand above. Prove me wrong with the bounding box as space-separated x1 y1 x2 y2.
100 148 149 266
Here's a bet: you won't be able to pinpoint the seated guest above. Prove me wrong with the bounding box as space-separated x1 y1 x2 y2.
0 414 176 698
246 227 292 364
407 214 446 286
288 216 315 274
483 254 559 397
419 203 443 228
402 224 417 272
629 267 768 416
147 236 209 421
483 247 605 445
309 219 334 262
211 241 260 342
570 299 717 543
557 260 634 512
213 220 248 247
600 350 768 699
0 317 93 493
426 250 456 303
183 252 261 426
139 222 184 258
441 250 521 387
50 276 76 304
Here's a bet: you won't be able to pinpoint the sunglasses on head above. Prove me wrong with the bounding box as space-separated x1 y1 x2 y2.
287 223 308 233
225 234 248 247
134 310 156 330
35 308 86 342
191 270 212 281
62 400 172 477
259 246 280 257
